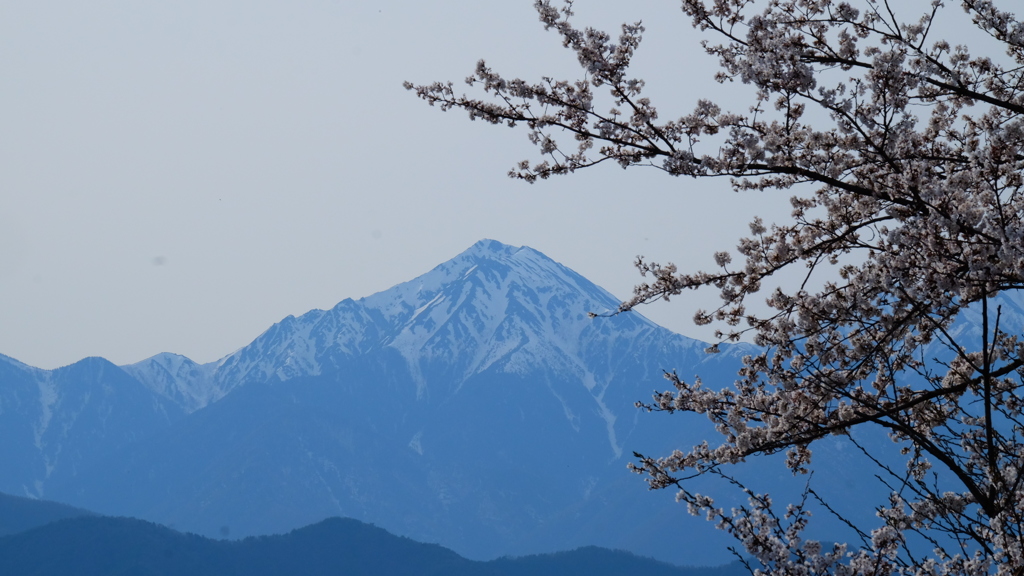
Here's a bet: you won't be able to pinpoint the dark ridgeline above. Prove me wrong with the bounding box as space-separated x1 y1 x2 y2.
0 503 747 576
0 492 95 537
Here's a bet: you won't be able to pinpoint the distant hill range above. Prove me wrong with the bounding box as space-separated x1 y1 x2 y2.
0 492 746 576
0 491 95 537
0 240 906 566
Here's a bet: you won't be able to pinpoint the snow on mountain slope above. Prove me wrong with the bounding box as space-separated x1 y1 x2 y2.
363 240 658 400
0 355 184 499
125 239 683 414
135 237 1016 418
119 240 717 468
121 353 218 413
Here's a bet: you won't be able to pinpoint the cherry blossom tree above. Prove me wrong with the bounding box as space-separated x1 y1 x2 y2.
407 1 1024 574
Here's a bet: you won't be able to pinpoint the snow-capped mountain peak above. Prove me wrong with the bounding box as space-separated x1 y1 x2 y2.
121 240 681 418
361 239 623 324
364 240 640 381
122 352 218 412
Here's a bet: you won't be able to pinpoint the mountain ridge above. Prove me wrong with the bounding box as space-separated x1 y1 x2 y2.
0 239 757 566
123 238 712 418
0 493 747 576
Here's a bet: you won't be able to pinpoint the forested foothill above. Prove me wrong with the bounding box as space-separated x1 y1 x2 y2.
0 493 744 576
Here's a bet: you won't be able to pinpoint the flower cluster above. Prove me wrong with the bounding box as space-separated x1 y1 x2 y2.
408 1 1024 574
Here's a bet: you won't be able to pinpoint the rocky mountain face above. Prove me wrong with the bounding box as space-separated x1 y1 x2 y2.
0 240 891 566
0 354 184 499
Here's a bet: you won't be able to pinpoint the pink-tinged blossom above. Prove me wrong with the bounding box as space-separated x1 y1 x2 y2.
409 0 1024 575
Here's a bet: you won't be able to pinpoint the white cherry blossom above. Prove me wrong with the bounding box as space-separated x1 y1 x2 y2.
408 1 1024 574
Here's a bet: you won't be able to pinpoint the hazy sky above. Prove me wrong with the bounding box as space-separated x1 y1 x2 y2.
2 0 785 369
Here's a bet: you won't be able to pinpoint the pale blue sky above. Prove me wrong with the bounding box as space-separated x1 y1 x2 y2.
2 0 780 369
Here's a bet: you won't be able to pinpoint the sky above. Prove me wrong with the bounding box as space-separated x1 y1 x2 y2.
2 0 786 369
